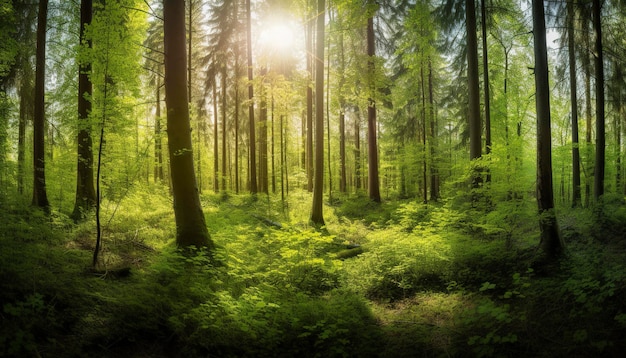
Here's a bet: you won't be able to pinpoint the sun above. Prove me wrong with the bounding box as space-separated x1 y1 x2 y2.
260 23 295 52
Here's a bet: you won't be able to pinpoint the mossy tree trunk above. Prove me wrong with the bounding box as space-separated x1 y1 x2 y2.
163 0 212 248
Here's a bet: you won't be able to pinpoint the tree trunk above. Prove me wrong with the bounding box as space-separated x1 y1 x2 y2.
154 78 164 182
259 69 268 194
428 59 439 201
338 27 347 193
32 0 49 211
246 0 257 193
213 78 218 192
221 68 227 191
532 0 562 258
367 15 381 203
583 24 592 207
18 69 31 195
567 0 581 207
306 4 314 193
480 0 491 183
592 0 604 201
72 0 96 220
355 109 361 190
421 65 428 203
310 0 325 225
466 0 481 162
163 0 212 248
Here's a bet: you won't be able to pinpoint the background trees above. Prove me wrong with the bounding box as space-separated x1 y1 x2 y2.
1 0 626 264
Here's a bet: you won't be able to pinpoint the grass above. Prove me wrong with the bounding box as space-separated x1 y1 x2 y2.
1 187 626 357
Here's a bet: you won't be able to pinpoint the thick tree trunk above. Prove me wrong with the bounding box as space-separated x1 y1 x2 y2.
32 0 49 211
246 0 257 193
593 0 604 201
73 0 96 220
567 0 581 207
163 0 212 248
310 0 325 225
532 0 562 258
367 15 381 203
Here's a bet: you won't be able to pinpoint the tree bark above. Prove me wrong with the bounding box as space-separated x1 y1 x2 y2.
466 0 481 162
221 68 227 191
154 78 164 182
367 14 381 203
32 0 49 211
246 0 257 193
310 0 325 225
306 4 314 193
592 0 604 201
567 0 581 207
480 0 491 183
72 0 96 220
532 0 562 258
163 0 212 248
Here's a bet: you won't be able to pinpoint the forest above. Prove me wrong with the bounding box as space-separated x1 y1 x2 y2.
1 0 626 356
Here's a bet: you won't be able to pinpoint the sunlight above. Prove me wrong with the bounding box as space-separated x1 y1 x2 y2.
260 23 295 53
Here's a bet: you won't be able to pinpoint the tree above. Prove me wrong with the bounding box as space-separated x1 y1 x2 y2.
532 0 562 258
246 0 257 193
466 0 481 162
480 0 491 182
306 1 314 192
366 8 381 203
32 0 49 211
310 0 325 225
163 0 212 248
72 0 96 220
592 0 604 201
567 0 581 207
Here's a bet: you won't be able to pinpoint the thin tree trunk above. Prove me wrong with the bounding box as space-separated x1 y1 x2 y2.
306 4 314 192
310 0 325 225
259 69 268 194
213 78 218 192
583 24 592 207
155 79 164 182
421 65 428 203
354 110 361 190
18 72 31 195
338 28 347 193
466 0 481 162
616 67 623 193
532 0 562 258
271 94 276 194
246 0 257 193
568 0 581 207
222 68 227 191
480 0 491 183
33 0 49 211
428 59 439 201
367 14 381 203
593 0 604 201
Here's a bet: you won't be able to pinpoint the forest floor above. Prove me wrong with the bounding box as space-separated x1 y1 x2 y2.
1 185 626 357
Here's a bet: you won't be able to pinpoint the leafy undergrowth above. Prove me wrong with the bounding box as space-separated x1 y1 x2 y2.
1 186 626 357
